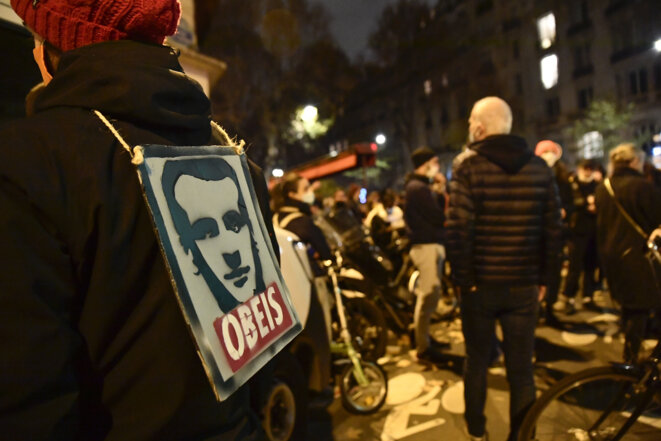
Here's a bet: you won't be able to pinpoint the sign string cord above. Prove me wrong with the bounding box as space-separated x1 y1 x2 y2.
94 110 245 163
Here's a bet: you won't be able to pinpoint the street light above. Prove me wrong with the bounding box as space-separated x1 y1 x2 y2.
375 133 386 145
272 168 284 178
655 38 661 52
301 105 318 123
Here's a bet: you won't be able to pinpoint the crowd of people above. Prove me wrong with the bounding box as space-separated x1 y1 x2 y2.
1 1 660 440
272 97 661 441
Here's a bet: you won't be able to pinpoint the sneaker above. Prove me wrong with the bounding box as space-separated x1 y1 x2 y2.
465 426 488 441
416 347 448 365
565 300 576 315
553 298 567 311
430 336 451 349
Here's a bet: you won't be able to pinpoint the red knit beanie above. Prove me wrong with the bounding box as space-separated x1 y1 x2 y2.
11 0 181 52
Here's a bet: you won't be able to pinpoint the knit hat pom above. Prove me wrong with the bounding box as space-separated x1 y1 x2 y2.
11 0 182 52
123 1 181 45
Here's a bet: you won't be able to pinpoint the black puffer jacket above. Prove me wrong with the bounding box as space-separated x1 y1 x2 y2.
446 135 562 288
0 41 271 441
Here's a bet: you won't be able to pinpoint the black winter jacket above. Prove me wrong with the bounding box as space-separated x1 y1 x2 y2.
595 167 661 309
0 41 272 441
568 176 597 236
404 174 445 245
446 135 562 288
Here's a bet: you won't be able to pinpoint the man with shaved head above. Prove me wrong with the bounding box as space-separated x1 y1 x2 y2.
447 97 562 441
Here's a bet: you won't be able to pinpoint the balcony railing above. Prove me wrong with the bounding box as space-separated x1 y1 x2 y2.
610 44 648 64
572 65 594 79
605 0 628 16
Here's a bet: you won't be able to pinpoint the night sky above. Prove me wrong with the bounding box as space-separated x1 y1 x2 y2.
310 0 435 60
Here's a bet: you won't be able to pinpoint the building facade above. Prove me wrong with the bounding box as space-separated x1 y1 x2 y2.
334 0 661 185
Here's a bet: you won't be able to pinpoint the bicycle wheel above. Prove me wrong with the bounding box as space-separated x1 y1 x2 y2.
339 360 388 415
519 365 661 441
344 297 388 360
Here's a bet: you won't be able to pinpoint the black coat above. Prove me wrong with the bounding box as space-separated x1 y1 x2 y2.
595 167 661 309
568 176 597 236
0 41 272 440
446 135 562 288
403 174 445 245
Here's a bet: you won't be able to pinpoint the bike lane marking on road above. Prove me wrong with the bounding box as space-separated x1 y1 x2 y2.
381 385 445 440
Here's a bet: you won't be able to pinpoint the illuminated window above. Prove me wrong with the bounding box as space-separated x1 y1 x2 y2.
540 54 559 89
578 131 604 159
424 79 432 96
537 13 556 49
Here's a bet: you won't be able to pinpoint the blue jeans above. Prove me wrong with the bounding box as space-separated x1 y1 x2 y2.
461 285 538 441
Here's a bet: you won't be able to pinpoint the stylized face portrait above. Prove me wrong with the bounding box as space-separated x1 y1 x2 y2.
174 175 256 301
162 157 265 314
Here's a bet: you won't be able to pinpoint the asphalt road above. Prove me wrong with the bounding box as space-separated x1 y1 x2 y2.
308 294 644 441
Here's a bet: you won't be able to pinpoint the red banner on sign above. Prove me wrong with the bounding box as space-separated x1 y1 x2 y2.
213 283 293 373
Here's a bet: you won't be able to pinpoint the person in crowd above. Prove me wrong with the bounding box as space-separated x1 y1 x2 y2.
558 159 599 314
431 171 450 213
534 140 572 326
273 173 333 267
447 97 561 441
592 161 605 183
595 143 661 363
644 161 661 189
365 188 405 253
0 1 275 439
365 190 381 214
346 183 366 219
382 189 406 231
327 187 364 248
404 146 448 364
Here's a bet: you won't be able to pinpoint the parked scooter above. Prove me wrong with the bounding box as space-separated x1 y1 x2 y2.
321 212 457 337
260 228 332 441
261 228 388 441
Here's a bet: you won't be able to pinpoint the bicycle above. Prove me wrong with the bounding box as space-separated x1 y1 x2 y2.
519 238 661 441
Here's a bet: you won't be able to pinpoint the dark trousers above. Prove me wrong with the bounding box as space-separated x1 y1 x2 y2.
461 285 539 441
621 308 661 363
564 233 597 299
544 259 562 317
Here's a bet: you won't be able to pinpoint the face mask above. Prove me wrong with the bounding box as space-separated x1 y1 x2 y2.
540 152 558 167
302 190 315 205
577 172 593 183
426 164 440 179
33 44 53 85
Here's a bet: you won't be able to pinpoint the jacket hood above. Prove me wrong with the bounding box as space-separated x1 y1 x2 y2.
34 40 211 141
612 166 643 178
405 173 431 185
470 134 533 174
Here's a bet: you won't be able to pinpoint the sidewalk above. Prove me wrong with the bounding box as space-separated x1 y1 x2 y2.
309 304 630 441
